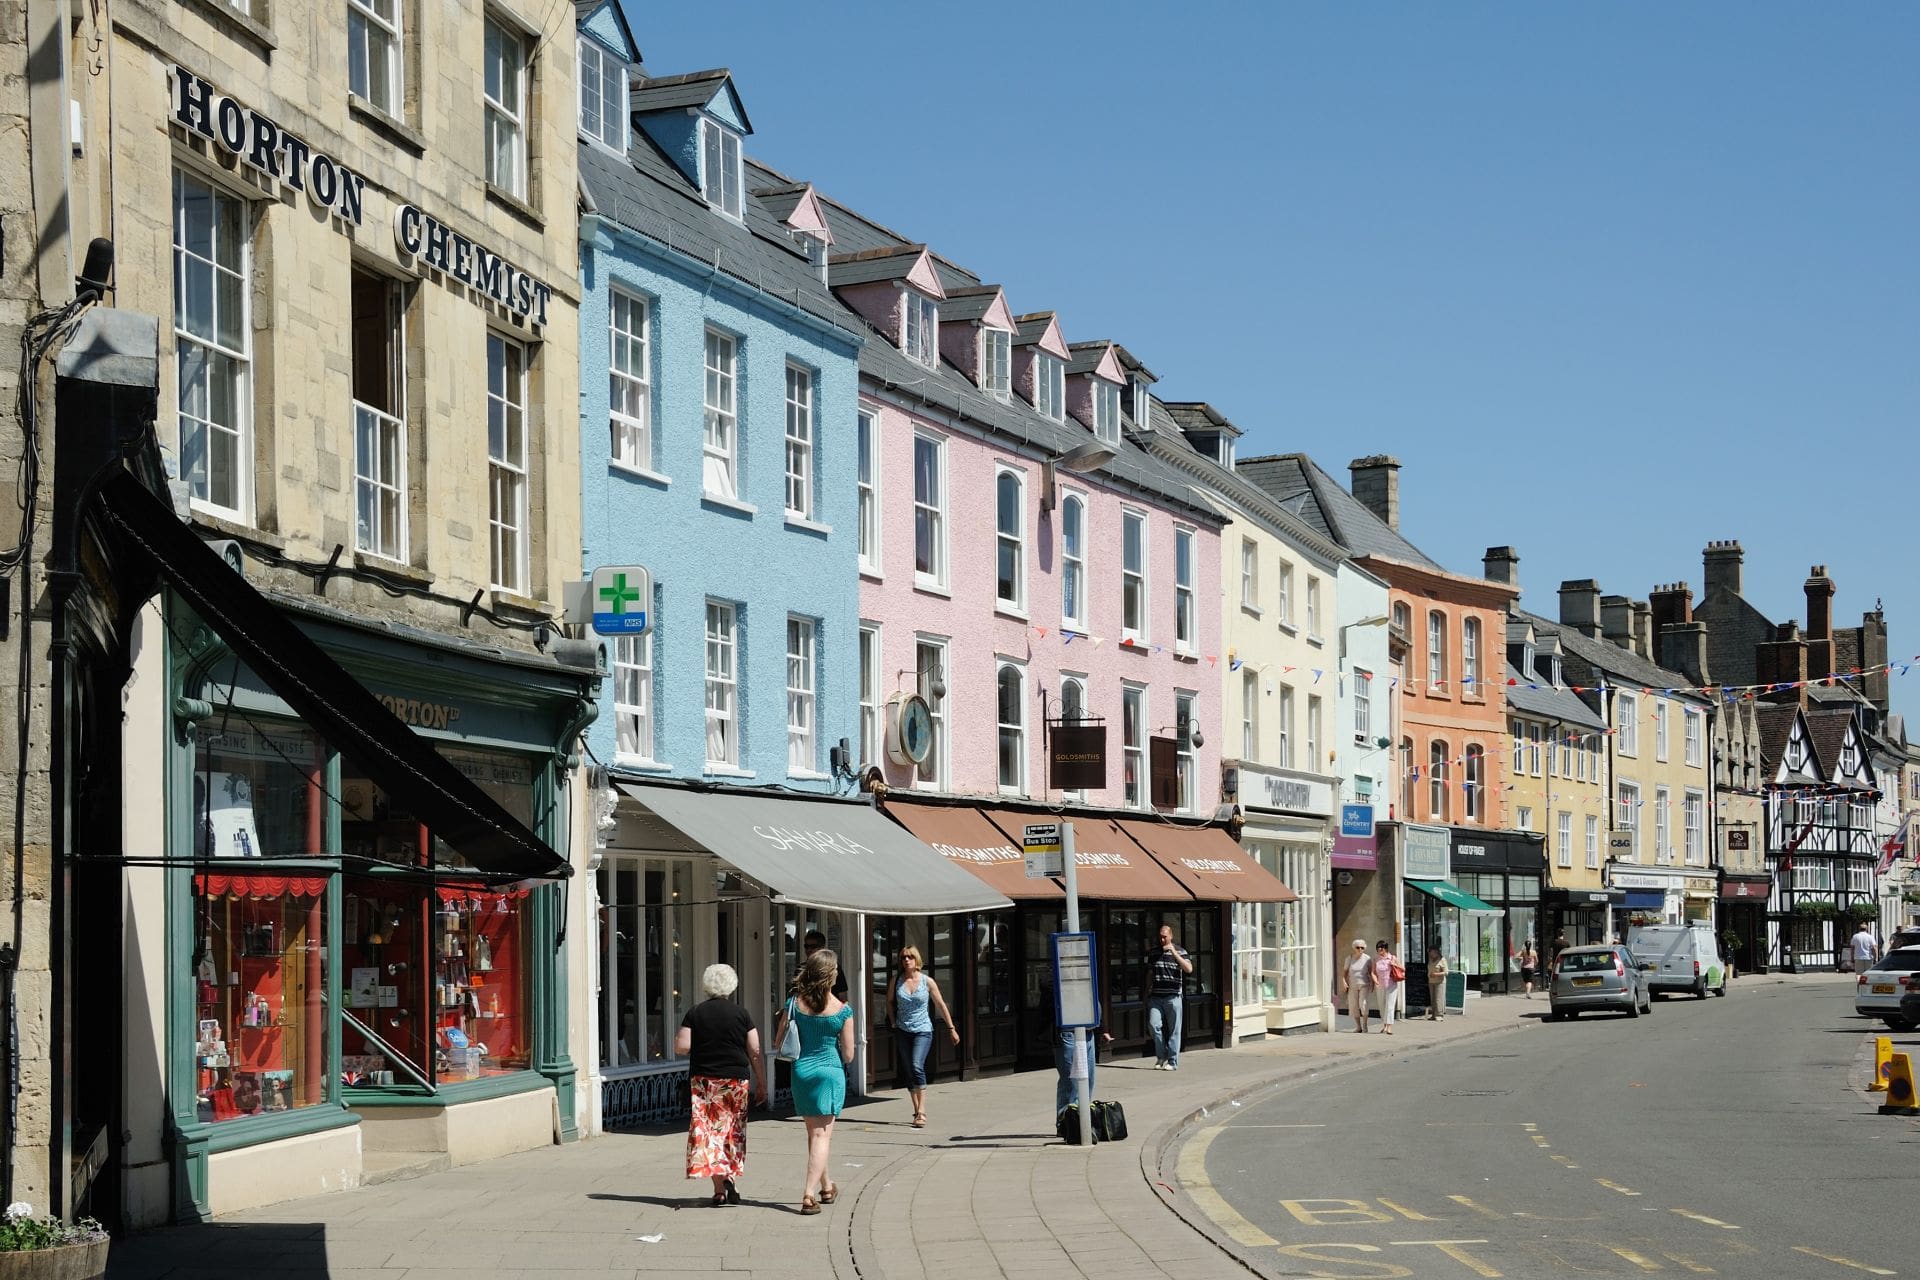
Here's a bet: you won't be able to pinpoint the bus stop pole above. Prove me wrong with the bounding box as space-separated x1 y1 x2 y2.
1064 821 1092 1147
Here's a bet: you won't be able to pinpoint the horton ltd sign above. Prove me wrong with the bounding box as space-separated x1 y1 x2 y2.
590 565 652 636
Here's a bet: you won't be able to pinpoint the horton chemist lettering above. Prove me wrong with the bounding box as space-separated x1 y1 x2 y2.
395 206 554 329
170 66 367 224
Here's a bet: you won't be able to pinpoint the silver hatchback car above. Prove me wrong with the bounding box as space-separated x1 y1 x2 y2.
1547 944 1651 1021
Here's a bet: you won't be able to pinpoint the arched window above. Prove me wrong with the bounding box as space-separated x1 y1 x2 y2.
997 663 1026 794
1430 740 1450 822
1061 495 1086 630
995 469 1024 611
1427 611 1448 691
1463 744 1485 821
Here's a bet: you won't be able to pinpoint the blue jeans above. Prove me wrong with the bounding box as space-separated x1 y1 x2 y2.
1149 994 1184 1067
1053 1029 1096 1114
896 1028 932 1089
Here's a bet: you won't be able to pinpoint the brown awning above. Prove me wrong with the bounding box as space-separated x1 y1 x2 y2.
1116 818 1298 903
979 809 1195 902
884 801 1056 901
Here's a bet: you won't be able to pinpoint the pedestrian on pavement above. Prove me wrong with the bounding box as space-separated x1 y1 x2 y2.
890 945 958 1129
1147 923 1193 1069
1341 938 1374 1033
787 949 855 1216
675 963 766 1207
1425 946 1447 1021
1848 923 1879 973
1053 998 1113 1117
1519 941 1539 999
1373 940 1403 1034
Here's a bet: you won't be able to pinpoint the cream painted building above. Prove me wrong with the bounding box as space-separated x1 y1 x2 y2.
8 0 594 1226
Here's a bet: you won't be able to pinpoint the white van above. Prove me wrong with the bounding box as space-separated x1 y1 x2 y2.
1625 924 1726 999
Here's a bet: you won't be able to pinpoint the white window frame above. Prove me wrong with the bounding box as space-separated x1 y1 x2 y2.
784 363 814 520
1306 575 1321 640
1557 811 1573 868
786 616 817 775
1427 611 1448 691
995 466 1026 614
1239 539 1259 612
1517 806 1533 832
1655 786 1672 863
1354 670 1372 742
347 0 402 117
702 328 738 501
1277 561 1293 624
1461 616 1480 692
173 170 253 523
1558 731 1571 778
1617 782 1640 861
904 292 939 367
1242 669 1259 760
915 636 951 790
483 14 530 198
1654 699 1669 763
1279 684 1295 769
1122 683 1147 809
1430 740 1449 821
1684 708 1704 767
1463 744 1483 820
857 622 881 767
704 601 739 769
577 36 627 154
1585 815 1600 869
1684 790 1705 866
608 288 651 472
1307 695 1323 771
913 431 948 590
700 118 743 219
350 271 405 562
1617 691 1639 757
981 328 1012 401
1059 674 1088 801
1175 690 1197 813
1093 380 1121 444
996 661 1027 795
613 632 655 764
1510 717 1525 775
1035 353 1065 422
1121 509 1148 644
1173 525 1197 655
857 407 880 575
1060 493 1087 632
1528 722 1542 777
486 332 528 593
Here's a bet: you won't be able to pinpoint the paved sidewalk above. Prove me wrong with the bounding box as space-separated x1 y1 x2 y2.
105 981 1801 1280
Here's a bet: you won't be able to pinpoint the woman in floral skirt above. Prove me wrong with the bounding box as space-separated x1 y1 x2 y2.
676 963 766 1206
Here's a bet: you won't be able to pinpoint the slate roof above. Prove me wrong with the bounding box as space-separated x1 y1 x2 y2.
1113 344 1158 383
1504 663 1608 729
936 286 1002 325
750 181 809 225
1163 402 1243 438
1236 453 1446 572
1013 313 1058 347
628 69 735 116
1064 342 1117 378
1517 609 1712 718
828 245 930 288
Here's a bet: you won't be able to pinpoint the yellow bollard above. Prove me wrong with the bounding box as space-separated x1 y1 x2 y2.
1872 1037 1894 1093
1880 1053 1919 1116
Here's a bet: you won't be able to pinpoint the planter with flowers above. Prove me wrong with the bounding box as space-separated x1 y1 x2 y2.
0 1204 108 1280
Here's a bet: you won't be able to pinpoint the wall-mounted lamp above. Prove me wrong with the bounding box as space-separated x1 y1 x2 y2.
1041 440 1118 509
1158 720 1204 748
897 663 946 700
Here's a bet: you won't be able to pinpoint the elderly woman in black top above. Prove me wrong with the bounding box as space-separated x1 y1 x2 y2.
675 963 767 1206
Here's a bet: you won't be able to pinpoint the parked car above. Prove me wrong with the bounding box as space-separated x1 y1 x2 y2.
1548 945 1651 1021
1626 924 1726 998
1888 927 1920 953
1856 947 1920 1031
1900 986 1920 1029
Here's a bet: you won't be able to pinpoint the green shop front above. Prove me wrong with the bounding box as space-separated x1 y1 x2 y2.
117 482 595 1221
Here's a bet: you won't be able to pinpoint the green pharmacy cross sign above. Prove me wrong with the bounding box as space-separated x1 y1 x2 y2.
590 565 652 636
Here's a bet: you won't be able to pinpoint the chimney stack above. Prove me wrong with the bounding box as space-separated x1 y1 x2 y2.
1348 455 1401 530
1659 622 1711 685
1601 595 1634 649
1632 601 1654 660
1703 540 1744 597
1648 582 1694 635
1483 546 1519 586
1863 602 1890 714
1804 566 1835 677
1558 580 1602 639
1756 621 1809 706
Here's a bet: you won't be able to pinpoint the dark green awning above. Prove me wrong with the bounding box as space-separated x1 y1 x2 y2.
1409 878 1501 915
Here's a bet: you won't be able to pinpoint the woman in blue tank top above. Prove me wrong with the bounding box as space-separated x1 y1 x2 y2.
888 945 958 1129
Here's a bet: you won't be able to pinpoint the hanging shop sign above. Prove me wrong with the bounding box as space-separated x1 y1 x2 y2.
395 205 554 330
170 65 367 225
587 565 652 636
1340 804 1375 839
1727 830 1751 851
1048 724 1106 790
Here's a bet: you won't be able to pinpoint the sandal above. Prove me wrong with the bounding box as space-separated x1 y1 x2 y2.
819 1182 838 1204
800 1195 821 1215
711 1187 728 1207
911 1113 926 1129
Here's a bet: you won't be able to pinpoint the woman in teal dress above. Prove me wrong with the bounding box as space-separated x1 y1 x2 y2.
780 948 855 1214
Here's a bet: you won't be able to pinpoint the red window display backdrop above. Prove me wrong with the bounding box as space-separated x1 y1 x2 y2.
192 874 329 1124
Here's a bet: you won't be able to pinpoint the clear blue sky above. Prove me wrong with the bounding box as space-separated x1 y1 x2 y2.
621 3 1920 719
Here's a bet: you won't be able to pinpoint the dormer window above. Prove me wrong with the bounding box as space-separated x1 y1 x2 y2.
1036 353 1065 422
1550 655 1563 688
701 120 742 219
982 328 1011 401
1522 643 1536 679
1129 376 1153 425
1093 382 1121 444
577 37 627 154
904 292 939 367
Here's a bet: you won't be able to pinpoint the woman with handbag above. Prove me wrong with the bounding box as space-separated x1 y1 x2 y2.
888 945 958 1129
674 963 765 1206
1374 940 1404 1034
783 949 855 1215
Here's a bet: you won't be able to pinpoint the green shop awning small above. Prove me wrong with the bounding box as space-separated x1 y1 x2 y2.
1409 878 1501 915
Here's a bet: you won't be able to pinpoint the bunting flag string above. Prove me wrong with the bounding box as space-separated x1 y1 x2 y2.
1468 655 1919 702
